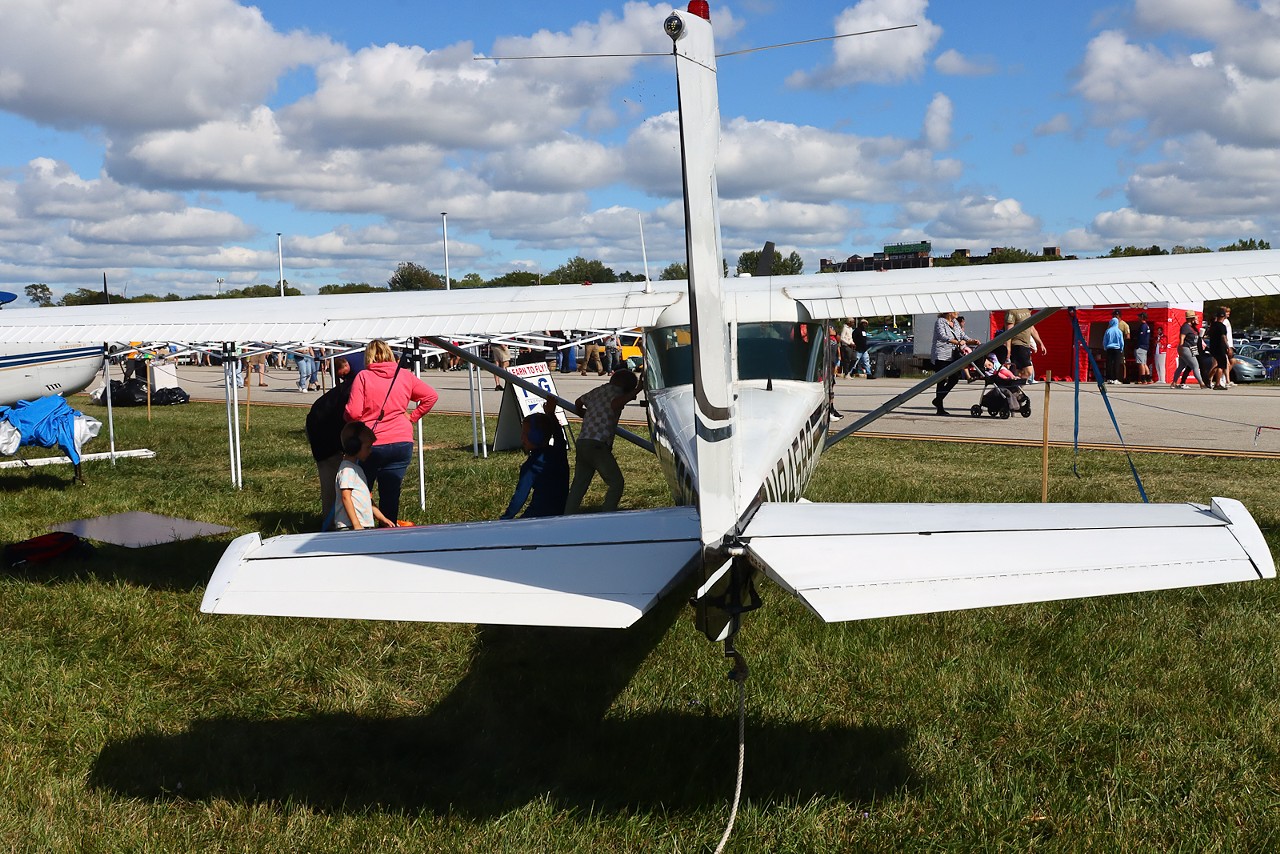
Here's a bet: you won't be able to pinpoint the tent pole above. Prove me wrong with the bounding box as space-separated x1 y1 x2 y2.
244 357 252 432
414 340 426 513
468 359 478 458
223 344 235 486
476 345 488 458
1040 374 1052 503
102 346 117 465
233 350 244 489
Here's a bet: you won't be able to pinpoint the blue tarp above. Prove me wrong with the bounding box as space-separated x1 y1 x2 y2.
0 397 85 464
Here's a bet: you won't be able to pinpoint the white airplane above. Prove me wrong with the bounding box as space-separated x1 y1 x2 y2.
0 288 103 407
0 4 1276 651
0 343 103 408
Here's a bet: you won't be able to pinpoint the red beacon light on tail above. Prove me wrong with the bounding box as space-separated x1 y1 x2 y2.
687 1 710 20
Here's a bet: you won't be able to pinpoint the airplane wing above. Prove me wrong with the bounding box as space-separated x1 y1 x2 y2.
4 250 1279 347
0 281 685 345
201 507 701 629
741 499 1275 622
779 249 1280 318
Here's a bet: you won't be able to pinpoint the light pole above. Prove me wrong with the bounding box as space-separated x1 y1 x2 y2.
216 277 224 296
276 232 285 297
441 212 450 291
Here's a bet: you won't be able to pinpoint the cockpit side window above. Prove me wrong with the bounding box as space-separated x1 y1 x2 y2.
644 325 692 389
736 321 824 383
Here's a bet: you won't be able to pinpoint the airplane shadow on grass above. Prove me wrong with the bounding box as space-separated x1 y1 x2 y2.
88 586 918 817
1 538 227 592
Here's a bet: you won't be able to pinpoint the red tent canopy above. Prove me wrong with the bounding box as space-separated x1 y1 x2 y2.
988 305 1200 383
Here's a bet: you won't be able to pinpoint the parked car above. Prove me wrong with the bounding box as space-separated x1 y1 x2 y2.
1254 348 1280 378
1231 356 1266 383
869 340 919 377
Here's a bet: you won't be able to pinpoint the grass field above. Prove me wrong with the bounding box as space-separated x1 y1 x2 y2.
2 402 1278 852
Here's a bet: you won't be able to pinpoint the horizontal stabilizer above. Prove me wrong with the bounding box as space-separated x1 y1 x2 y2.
202 507 701 629
743 499 1275 622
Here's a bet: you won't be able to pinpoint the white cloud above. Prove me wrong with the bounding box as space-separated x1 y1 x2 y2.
0 0 338 132
481 137 624 192
70 209 253 245
624 111 962 207
281 2 709 152
1133 0 1280 77
934 49 996 76
1123 134 1280 218
719 198 856 247
1077 24 1280 148
1034 113 1072 136
788 0 943 88
1071 5 1280 247
17 158 182 221
921 93 952 150
1089 207 1260 244
902 195 1041 243
108 107 395 193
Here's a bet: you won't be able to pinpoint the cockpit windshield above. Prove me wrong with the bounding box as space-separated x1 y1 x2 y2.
644 321 825 390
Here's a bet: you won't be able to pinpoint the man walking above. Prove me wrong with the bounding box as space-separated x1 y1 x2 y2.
1004 308 1047 383
1133 312 1152 384
851 319 871 378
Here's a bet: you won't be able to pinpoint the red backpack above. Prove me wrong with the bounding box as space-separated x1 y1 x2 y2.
4 532 95 568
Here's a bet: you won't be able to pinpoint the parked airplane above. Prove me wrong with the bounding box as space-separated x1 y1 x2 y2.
0 4 1276 653
0 343 103 407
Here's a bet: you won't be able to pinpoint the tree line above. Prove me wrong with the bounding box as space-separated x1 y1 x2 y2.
20 248 805 307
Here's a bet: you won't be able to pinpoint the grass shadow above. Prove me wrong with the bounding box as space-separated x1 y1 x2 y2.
248 510 319 537
0 470 85 491
87 586 917 816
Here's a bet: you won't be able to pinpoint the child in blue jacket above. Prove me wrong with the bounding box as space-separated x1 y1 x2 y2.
500 399 570 520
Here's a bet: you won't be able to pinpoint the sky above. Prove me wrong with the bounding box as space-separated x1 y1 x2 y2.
2 0 1279 302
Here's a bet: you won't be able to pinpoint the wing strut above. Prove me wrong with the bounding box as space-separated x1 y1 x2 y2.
825 306 1059 447
422 335 654 453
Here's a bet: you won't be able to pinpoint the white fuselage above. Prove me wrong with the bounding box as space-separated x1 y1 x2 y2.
643 288 831 513
0 343 102 406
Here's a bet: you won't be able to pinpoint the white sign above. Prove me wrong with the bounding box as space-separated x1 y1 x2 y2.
493 362 568 451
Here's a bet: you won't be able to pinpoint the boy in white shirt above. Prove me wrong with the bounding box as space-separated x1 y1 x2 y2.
333 422 395 531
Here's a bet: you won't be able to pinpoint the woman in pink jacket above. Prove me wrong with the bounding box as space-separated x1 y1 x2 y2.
343 339 439 523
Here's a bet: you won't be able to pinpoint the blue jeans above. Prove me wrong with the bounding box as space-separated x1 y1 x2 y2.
297 355 315 389
359 441 413 522
853 349 871 376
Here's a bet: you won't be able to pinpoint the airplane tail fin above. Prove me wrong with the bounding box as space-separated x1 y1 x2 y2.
754 241 776 277
668 5 740 551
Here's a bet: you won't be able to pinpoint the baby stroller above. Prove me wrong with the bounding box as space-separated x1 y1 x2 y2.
970 375 1031 419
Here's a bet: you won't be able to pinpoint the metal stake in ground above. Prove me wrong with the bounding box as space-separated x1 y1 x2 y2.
1041 375 1051 502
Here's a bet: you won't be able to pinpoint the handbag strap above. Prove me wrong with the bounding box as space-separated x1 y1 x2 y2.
371 360 404 428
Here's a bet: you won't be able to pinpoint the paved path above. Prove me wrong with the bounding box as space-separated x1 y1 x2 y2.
162 363 1280 457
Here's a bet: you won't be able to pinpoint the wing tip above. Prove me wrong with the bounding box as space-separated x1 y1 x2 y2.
1210 497 1278 579
200 531 261 613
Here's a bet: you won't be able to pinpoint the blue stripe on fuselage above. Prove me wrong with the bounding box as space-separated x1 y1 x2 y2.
0 347 102 370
